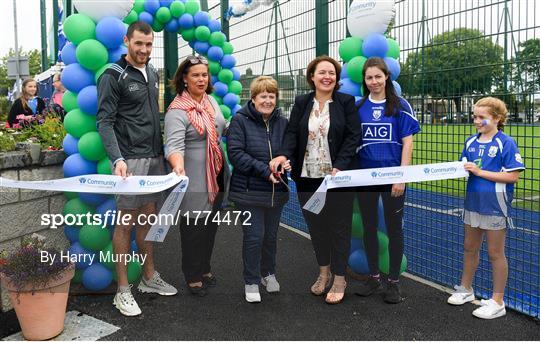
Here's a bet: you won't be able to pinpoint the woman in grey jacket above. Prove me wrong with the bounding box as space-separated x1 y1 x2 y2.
164 56 227 296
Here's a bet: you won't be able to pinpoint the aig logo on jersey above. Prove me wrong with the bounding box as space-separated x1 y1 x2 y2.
362 123 392 141
488 146 498 158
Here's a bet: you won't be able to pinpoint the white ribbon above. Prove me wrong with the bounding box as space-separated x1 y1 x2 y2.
303 161 469 214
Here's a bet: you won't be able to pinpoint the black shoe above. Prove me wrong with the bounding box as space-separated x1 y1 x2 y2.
202 275 217 287
383 282 404 304
188 284 207 297
355 277 383 297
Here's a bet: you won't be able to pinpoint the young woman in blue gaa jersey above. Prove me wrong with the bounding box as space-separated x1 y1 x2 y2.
447 97 525 319
354 57 420 304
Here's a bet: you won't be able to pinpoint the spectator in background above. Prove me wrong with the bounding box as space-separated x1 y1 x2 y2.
51 72 65 106
7 78 46 127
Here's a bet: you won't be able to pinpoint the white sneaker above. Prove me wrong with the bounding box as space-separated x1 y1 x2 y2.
137 271 178 296
113 286 142 316
245 284 261 303
472 299 506 319
447 285 475 305
261 274 280 293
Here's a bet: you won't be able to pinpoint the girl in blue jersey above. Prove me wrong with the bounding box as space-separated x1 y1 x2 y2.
447 97 524 319
354 57 420 304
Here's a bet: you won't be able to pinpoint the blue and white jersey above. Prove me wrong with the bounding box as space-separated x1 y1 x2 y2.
356 95 421 169
461 130 525 217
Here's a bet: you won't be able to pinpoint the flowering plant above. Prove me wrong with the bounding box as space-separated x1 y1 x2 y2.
0 236 72 293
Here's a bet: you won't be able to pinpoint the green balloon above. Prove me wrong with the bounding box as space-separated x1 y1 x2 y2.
351 213 363 238
218 69 234 84
379 252 407 275
185 0 200 15
97 158 112 175
64 191 78 200
377 231 389 254
152 20 165 32
353 197 360 214
124 10 138 25
156 7 172 23
209 32 226 47
133 0 145 13
76 39 108 71
339 37 363 63
79 223 111 252
222 42 234 55
62 90 78 112
95 63 112 84
63 198 94 226
181 28 196 42
194 26 211 41
78 131 106 161
347 56 367 83
63 14 96 45
64 109 97 138
228 80 242 95
219 105 231 120
209 61 221 76
170 1 186 17
72 269 84 283
386 38 400 59
211 93 223 105
112 261 142 283
101 242 115 270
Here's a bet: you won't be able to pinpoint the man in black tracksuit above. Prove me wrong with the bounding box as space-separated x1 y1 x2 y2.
97 21 177 317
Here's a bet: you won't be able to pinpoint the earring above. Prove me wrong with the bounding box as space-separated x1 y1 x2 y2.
184 83 188 88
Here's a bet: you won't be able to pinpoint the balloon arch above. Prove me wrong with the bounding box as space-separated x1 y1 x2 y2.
60 0 242 291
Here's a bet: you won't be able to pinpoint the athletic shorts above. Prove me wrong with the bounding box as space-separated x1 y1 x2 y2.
115 157 165 210
462 210 511 230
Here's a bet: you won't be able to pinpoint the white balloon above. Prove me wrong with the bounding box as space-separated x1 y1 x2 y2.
347 0 395 39
73 0 134 23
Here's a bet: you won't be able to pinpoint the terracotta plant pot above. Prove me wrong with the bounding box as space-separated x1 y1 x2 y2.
1 264 75 341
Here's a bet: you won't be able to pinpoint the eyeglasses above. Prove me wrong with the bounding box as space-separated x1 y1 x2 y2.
187 56 208 65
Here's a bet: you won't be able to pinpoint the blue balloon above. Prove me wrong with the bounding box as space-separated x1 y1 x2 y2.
338 78 361 97
362 33 389 58
108 45 127 63
188 40 196 49
341 63 349 79
130 240 139 253
61 42 77 65
232 104 242 115
79 192 110 206
96 17 126 49
349 249 370 274
62 63 95 93
139 11 154 25
160 0 174 6
194 41 210 54
223 93 239 108
77 85 98 115
207 46 224 61
62 134 79 156
144 0 160 15
165 18 179 32
68 242 95 269
350 237 363 254
213 81 228 97
178 13 194 29
354 96 362 103
82 263 113 291
392 80 402 97
194 11 210 27
231 67 241 81
211 76 218 84
220 55 236 69
96 198 117 228
384 57 401 81
64 225 80 243
63 153 97 178
208 19 221 32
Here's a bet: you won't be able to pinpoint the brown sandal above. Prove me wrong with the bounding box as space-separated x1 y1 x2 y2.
325 280 347 304
310 274 332 296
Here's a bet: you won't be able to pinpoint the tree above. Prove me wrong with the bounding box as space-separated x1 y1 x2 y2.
0 49 43 96
512 38 540 93
398 28 504 114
